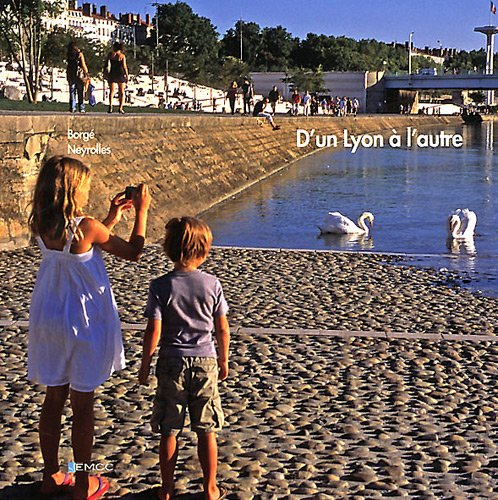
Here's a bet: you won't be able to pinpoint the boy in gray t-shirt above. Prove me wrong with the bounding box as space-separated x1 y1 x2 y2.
139 217 230 500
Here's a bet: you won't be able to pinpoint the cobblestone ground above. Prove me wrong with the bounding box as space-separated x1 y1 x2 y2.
0 246 497 498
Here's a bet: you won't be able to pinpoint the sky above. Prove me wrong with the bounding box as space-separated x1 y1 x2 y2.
102 0 496 52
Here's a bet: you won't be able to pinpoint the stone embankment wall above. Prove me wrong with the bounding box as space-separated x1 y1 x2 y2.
0 113 461 249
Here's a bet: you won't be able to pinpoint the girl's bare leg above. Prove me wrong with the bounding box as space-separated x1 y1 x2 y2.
70 389 100 500
39 385 69 493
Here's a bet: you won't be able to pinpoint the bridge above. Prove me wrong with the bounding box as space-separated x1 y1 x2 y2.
384 74 498 90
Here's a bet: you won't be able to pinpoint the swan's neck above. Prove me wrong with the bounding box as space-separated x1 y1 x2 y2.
462 214 476 238
450 217 461 238
357 215 370 233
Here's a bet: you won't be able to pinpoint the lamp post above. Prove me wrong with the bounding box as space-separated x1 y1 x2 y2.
133 24 136 59
408 31 414 76
239 17 243 61
151 2 160 57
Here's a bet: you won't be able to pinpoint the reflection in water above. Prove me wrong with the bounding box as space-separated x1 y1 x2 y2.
447 237 476 256
446 237 477 273
486 120 494 151
319 232 374 250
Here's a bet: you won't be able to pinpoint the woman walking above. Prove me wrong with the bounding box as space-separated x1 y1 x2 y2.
105 42 129 114
226 81 238 115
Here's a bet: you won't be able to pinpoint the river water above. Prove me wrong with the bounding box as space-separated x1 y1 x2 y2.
202 121 498 297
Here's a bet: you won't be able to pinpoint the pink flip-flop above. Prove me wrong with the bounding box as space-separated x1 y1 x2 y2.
86 476 109 500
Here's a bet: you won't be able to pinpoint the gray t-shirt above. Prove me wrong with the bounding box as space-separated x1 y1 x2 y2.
145 269 228 358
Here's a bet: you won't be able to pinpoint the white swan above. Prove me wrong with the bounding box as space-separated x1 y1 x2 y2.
447 208 477 239
318 211 374 235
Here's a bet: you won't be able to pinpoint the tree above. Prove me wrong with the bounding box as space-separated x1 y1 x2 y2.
0 0 63 102
155 1 219 81
288 66 326 93
220 21 261 67
216 56 250 88
444 49 487 72
256 26 297 71
42 28 109 77
292 33 333 70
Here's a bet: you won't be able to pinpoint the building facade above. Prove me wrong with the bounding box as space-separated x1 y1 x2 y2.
43 0 152 46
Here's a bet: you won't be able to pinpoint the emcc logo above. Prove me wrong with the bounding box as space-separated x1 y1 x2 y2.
68 462 113 472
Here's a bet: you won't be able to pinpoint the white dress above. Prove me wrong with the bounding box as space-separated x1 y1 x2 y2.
28 217 125 392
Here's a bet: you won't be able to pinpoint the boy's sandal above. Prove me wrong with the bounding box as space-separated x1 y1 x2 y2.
86 476 109 500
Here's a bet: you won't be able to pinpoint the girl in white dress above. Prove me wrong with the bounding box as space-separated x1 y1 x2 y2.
28 156 151 499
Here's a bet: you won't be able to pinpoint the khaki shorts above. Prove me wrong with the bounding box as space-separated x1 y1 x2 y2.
151 356 224 435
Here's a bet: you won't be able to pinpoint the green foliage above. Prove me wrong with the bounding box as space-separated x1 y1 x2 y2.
154 1 219 80
256 26 297 71
0 0 63 102
290 33 410 72
216 56 250 89
444 49 486 72
42 29 108 77
287 66 326 93
0 35 10 61
128 44 153 74
410 55 440 73
220 21 262 67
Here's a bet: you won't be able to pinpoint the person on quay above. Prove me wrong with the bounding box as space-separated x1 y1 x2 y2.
105 42 129 114
139 217 230 500
66 42 89 113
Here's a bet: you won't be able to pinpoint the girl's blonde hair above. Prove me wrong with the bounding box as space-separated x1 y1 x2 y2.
29 156 91 241
163 216 212 266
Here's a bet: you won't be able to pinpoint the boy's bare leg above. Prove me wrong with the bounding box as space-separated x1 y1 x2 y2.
39 385 69 493
159 434 179 499
197 432 221 500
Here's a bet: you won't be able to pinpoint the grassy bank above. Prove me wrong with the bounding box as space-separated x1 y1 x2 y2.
0 98 189 114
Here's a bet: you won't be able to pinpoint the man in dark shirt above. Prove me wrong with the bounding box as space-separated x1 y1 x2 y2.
268 85 280 113
253 97 280 130
242 78 254 115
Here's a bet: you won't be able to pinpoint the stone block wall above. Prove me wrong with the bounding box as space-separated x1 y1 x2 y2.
0 113 460 249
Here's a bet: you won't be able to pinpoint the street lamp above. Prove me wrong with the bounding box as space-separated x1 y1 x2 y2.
154 4 160 57
149 2 161 57
408 31 414 75
239 17 243 61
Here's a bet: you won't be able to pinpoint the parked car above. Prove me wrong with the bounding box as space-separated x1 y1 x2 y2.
419 68 437 76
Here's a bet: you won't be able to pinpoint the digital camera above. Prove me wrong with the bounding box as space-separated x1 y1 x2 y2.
125 186 138 199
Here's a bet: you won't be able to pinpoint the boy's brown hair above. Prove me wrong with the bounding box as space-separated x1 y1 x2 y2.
163 216 212 266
